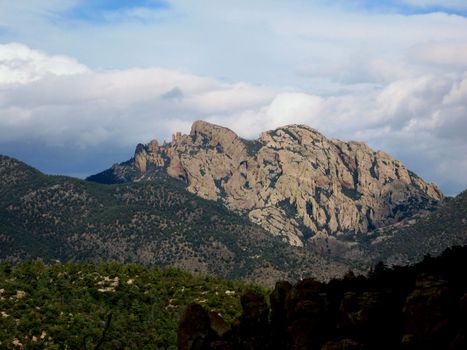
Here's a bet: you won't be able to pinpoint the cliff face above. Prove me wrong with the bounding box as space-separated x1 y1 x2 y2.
88 120 443 247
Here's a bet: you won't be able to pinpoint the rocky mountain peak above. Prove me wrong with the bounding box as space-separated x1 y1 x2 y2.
88 120 443 248
190 120 236 139
188 120 248 161
260 124 327 149
272 123 323 138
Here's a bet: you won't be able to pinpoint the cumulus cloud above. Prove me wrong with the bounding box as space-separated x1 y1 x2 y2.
0 44 275 148
267 93 325 127
0 43 88 84
1 0 466 90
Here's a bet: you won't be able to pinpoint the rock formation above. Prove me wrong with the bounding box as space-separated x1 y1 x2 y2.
88 120 443 247
177 245 467 350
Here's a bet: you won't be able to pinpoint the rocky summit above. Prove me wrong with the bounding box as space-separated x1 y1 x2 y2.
88 120 443 247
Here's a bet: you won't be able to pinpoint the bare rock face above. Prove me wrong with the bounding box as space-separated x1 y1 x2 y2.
135 139 164 173
89 120 443 247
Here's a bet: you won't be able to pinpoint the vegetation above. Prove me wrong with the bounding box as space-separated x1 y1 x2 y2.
0 155 351 284
240 138 263 157
179 245 467 350
359 190 467 265
0 261 267 349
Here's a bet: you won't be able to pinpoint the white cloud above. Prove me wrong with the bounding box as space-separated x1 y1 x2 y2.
375 76 435 118
185 83 276 114
0 44 276 147
443 72 467 104
0 43 466 194
0 0 467 194
0 43 88 84
411 41 467 66
2 0 467 89
267 93 325 127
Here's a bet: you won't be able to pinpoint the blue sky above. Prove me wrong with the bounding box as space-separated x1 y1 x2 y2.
0 0 467 195
61 0 170 23
331 0 467 16
58 1 467 22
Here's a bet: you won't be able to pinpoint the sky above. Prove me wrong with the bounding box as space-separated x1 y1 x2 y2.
0 1 466 195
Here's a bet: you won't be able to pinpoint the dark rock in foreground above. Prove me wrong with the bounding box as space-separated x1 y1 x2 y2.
178 245 467 350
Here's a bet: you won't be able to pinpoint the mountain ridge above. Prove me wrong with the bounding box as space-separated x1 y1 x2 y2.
1 153 466 285
88 120 443 248
0 154 352 285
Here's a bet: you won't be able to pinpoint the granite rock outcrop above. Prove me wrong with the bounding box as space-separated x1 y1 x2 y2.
88 121 443 247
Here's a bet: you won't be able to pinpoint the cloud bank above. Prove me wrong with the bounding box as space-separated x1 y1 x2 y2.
0 42 466 194
0 1 467 194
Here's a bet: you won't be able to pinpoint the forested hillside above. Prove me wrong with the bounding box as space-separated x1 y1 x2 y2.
0 261 265 349
361 190 467 265
0 155 351 284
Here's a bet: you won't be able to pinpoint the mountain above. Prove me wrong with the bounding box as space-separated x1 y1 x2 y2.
0 155 352 285
360 189 467 266
88 120 443 248
1 122 464 285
